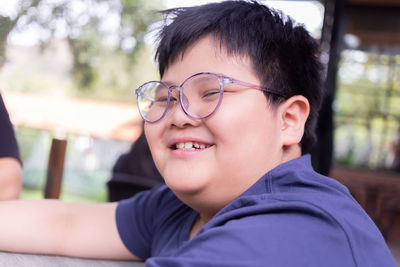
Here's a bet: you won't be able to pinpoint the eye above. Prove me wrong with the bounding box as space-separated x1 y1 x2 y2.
154 90 169 102
155 96 168 102
153 93 169 107
202 90 220 99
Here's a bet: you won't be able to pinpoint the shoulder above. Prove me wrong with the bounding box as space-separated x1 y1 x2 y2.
172 204 354 266
196 181 395 266
189 152 396 266
185 194 395 266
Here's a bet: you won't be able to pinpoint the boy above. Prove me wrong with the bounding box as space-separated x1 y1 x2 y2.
0 1 396 266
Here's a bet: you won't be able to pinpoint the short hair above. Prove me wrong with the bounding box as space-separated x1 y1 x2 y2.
155 0 323 153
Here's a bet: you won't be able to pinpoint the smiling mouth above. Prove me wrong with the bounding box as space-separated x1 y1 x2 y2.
172 141 212 150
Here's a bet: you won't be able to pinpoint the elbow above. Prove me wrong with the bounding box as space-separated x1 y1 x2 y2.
0 179 22 200
0 158 23 200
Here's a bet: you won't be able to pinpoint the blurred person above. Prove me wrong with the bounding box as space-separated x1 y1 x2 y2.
0 93 22 200
108 129 164 201
0 1 396 266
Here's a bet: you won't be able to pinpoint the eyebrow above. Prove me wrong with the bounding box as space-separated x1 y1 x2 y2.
159 80 173 87
159 75 181 87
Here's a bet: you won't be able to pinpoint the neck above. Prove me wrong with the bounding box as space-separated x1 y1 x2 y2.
281 144 302 163
189 215 207 240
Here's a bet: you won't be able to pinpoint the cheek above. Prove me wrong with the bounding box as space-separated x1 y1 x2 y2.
211 97 280 163
214 95 274 144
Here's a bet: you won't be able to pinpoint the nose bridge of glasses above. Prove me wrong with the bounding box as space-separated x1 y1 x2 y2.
168 85 181 93
168 85 190 108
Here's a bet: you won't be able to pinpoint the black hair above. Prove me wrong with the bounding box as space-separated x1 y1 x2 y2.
155 0 323 154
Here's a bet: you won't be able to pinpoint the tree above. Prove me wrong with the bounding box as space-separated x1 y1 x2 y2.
0 0 41 68
0 0 162 89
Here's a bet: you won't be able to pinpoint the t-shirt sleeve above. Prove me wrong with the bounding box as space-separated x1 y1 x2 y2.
0 94 21 162
115 185 168 259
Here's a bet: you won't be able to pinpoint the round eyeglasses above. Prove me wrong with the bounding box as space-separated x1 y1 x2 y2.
135 72 286 123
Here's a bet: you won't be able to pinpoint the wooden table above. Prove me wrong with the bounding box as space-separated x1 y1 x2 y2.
0 252 145 267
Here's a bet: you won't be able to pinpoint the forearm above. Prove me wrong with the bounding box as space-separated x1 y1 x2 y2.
0 200 135 260
0 158 22 200
0 199 76 254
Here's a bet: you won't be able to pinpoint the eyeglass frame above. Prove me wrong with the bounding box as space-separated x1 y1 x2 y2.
135 72 287 123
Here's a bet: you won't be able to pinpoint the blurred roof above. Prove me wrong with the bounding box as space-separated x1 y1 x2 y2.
348 0 400 6
2 91 142 142
345 0 400 52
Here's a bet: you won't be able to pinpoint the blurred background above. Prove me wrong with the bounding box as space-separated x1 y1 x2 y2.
1 0 400 255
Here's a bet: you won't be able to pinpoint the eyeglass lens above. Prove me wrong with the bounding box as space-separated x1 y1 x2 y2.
137 73 222 122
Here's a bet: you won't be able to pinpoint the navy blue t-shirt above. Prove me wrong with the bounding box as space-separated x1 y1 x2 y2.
116 155 396 266
0 94 20 162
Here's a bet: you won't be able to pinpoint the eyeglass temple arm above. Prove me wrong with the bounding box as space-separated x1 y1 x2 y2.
224 77 286 98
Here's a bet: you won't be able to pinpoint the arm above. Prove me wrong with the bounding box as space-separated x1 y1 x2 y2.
0 200 141 261
0 93 22 200
0 157 22 200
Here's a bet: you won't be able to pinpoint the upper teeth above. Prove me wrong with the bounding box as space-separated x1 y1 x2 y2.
176 142 207 150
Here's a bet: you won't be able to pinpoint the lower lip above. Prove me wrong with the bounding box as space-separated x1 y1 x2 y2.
170 147 211 157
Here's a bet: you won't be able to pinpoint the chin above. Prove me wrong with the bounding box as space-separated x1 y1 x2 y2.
164 174 208 196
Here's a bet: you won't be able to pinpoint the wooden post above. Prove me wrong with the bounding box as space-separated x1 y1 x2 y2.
44 138 67 199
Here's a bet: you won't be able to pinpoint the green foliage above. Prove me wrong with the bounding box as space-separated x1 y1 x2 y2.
0 0 41 66
335 50 400 169
20 187 106 202
68 25 103 89
15 126 45 162
1 0 163 95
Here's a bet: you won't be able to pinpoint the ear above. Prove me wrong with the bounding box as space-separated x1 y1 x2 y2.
278 95 310 147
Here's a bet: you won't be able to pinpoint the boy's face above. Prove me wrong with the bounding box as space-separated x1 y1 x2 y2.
145 37 285 210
